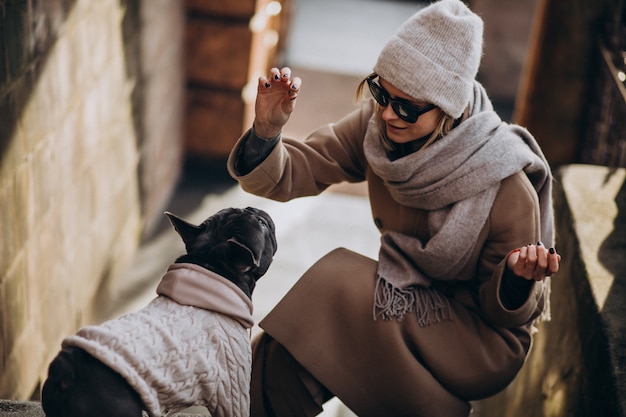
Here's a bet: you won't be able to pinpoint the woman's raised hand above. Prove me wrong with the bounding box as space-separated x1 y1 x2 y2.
253 67 302 139
507 242 561 282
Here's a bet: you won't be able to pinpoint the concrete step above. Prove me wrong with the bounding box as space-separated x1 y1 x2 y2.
0 401 44 417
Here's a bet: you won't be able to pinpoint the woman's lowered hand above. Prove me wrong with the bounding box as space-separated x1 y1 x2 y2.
507 243 561 281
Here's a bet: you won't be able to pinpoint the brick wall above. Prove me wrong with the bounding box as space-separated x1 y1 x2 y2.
0 0 183 399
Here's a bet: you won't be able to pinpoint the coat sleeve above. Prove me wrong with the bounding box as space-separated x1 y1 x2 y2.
226 100 374 201
477 172 547 328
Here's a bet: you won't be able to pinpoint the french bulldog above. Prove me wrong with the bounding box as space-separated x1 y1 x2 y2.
41 207 277 417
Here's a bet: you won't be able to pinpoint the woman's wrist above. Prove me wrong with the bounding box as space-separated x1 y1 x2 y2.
501 266 534 309
252 122 281 140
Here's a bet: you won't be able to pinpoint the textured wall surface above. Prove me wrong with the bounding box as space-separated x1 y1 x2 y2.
0 0 183 399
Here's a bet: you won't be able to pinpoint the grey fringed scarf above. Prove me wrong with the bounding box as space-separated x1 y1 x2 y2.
364 81 554 325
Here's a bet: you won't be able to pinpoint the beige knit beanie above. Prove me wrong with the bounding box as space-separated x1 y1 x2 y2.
373 0 483 118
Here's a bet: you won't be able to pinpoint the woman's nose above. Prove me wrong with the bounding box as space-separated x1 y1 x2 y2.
380 104 397 121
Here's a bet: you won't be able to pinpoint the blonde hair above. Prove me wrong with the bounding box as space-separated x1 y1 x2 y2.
356 73 469 152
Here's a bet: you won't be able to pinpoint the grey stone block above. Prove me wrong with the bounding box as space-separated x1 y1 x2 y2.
0 400 44 417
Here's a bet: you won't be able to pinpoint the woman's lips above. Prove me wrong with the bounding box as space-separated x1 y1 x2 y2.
386 123 405 133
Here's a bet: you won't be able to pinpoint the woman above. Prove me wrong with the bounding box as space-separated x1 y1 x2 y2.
227 0 560 416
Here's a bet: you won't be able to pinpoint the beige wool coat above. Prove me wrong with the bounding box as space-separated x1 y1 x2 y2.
227 99 548 417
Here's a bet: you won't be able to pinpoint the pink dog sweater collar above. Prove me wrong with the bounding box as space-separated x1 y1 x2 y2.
156 263 254 328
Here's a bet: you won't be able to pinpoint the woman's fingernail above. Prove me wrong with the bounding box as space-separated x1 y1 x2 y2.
537 241 543 246
265 82 271 88
549 247 555 254
512 249 521 253
274 74 280 80
291 84 298 90
283 73 289 78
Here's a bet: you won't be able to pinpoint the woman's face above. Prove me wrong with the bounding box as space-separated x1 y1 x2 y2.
379 78 443 144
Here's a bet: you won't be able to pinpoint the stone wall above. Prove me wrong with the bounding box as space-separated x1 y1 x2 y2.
0 0 183 400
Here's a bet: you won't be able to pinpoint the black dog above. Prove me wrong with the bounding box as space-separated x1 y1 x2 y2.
41 207 277 417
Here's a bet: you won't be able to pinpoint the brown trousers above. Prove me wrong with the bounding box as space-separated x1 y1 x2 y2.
250 332 334 417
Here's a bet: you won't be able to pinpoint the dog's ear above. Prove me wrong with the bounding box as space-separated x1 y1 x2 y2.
226 237 262 272
165 212 203 250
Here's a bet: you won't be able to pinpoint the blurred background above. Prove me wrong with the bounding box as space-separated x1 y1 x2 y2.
1 0 625 415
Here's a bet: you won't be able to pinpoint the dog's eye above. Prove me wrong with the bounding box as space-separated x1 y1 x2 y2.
258 218 268 228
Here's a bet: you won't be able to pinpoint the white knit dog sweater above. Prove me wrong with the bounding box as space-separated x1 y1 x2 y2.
63 263 254 417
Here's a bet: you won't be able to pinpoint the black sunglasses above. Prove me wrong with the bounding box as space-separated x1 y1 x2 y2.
367 75 436 123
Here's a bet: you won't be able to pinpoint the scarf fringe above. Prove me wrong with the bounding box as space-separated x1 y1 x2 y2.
530 276 552 334
540 276 552 322
373 276 452 326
